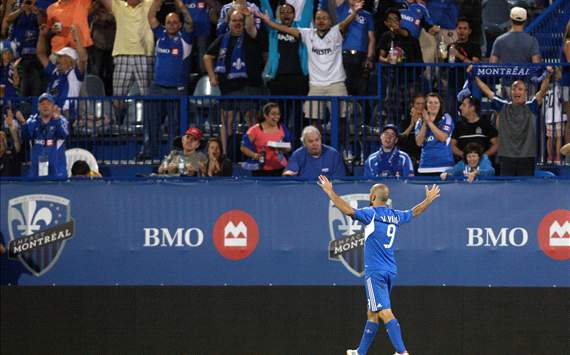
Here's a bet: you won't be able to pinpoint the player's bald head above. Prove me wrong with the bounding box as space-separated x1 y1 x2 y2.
370 184 390 204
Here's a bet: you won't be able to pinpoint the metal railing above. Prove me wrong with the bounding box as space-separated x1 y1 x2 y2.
525 0 570 62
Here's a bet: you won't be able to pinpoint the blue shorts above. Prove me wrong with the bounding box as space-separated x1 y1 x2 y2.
364 271 396 312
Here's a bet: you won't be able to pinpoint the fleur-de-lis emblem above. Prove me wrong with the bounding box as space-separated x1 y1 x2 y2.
12 200 53 237
232 58 245 71
338 199 362 236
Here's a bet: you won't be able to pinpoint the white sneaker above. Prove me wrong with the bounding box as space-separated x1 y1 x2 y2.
346 350 358 355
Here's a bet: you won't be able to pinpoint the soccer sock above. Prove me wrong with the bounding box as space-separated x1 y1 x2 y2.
356 320 380 355
385 318 406 354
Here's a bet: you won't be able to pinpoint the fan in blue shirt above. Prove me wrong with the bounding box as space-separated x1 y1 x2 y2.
364 124 414 178
319 175 440 355
283 126 346 179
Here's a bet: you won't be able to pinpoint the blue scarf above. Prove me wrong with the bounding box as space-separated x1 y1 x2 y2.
215 33 248 80
457 64 548 102
375 147 402 177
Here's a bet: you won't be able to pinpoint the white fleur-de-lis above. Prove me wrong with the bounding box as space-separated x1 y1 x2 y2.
232 58 245 71
338 200 362 236
13 201 53 236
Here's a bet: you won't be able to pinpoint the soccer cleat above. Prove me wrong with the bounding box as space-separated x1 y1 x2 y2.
346 350 358 355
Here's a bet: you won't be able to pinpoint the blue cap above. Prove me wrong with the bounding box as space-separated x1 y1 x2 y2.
38 93 55 104
382 124 399 135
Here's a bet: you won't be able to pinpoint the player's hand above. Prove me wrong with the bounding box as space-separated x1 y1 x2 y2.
425 184 440 203
317 175 333 194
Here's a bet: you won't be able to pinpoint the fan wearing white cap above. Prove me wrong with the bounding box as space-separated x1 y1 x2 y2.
36 23 87 116
489 6 541 64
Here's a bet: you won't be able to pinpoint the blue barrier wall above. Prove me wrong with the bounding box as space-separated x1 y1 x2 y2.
1 179 569 286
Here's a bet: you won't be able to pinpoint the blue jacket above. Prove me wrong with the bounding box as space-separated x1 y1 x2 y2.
21 114 69 178
260 0 311 79
364 147 414 177
445 154 495 178
286 144 346 179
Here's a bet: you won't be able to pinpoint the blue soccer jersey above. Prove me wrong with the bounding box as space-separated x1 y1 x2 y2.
352 206 412 275
415 113 455 173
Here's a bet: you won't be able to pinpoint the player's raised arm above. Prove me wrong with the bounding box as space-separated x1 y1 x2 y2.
411 184 440 217
318 175 355 216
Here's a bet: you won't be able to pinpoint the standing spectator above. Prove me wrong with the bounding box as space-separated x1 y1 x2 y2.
458 0 481 46
0 109 22 176
139 0 193 160
204 8 266 154
37 24 87 118
337 0 375 96
184 0 219 75
88 0 115 95
364 124 414 178
446 17 480 94
283 125 346 179
199 137 233 176
398 93 424 170
561 20 570 146
415 92 454 174
4 0 45 97
451 96 497 161
100 0 155 97
398 0 439 42
258 4 362 144
377 8 423 123
158 127 207 175
440 142 494 182
473 66 553 176
543 69 566 164
0 40 20 104
240 102 291 177
489 7 540 64
46 0 93 53
426 0 458 45
216 0 260 36
18 93 69 178
261 2 309 99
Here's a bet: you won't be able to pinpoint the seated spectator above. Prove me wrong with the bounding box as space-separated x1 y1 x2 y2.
199 137 233 176
46 0 93 53
240 102 291 176
18 93 69 178
415 92 455 174
204 8 267 154
364 124 414 178
158 127 207 176
37 24 87 118
71 160 102 177
472 66 552 176
3 0 45 97
398 93 424 170
440 142 494 183
452 96 498 161
283 125 345 179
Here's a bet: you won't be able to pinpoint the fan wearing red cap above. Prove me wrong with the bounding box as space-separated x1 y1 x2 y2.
158 127 207 175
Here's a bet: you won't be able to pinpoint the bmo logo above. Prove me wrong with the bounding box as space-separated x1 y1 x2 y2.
466 227 528 247
213 210 259 260
537 209 570 261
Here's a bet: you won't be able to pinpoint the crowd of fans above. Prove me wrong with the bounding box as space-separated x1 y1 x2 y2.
0 0 568 179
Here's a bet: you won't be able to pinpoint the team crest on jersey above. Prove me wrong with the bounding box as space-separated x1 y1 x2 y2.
327 193 368 277
7 194 75 276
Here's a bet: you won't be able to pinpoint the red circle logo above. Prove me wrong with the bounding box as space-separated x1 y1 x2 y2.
213 210 259 260
537 209 570 261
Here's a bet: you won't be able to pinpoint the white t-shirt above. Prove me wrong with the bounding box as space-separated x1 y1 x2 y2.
299 25 346 86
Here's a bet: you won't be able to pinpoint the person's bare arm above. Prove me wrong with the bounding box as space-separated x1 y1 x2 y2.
4 109 21 153
318 175 354 216
203 54 219 86
451 138 463 159
36 23 50 68
474 76 495 100
489 55 498 64
148 0 161 29
366 31 375 68
415 118 427 146
4 0 23 24
411 184 440 217
486 137 498 157
71 25 88 74
175 0 193 33
242 7 256 38
535 67 553 105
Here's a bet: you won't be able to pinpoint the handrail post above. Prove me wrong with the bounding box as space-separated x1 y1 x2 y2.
331 96 339 150
180 96 188 135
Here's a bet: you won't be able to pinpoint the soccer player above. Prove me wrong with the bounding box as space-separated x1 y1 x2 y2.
317 175 441 355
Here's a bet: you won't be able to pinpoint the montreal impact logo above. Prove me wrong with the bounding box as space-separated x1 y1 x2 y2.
7 194 75 276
